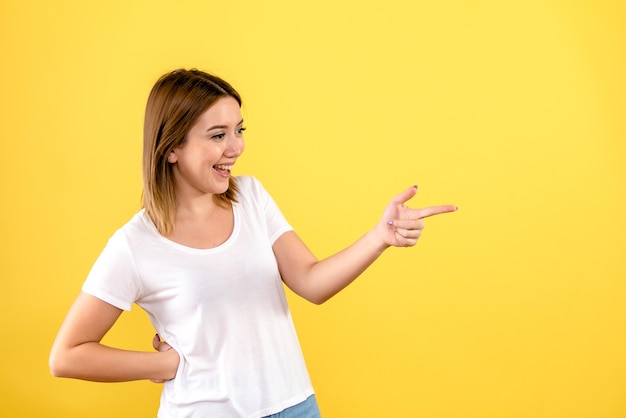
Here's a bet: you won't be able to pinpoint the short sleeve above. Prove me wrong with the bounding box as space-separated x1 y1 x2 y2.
244 177 293 245
81 229 141 311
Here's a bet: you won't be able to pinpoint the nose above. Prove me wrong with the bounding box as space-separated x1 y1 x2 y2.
225 134 244 157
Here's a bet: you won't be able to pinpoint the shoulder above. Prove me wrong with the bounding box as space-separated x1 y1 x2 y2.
106 210 157 247
119 210 152 234
234 175 261 192
234 175 269 200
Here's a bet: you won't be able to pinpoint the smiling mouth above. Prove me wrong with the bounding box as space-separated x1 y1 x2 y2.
213 164 233 174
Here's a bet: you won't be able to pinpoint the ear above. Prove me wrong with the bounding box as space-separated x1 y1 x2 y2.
167 151 177 163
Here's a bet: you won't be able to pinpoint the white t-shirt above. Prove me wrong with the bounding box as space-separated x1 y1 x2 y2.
82 176 314 418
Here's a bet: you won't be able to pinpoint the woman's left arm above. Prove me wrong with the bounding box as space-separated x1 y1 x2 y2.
272 186 457 304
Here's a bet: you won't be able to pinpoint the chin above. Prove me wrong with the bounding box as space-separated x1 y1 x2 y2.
212 185 230 195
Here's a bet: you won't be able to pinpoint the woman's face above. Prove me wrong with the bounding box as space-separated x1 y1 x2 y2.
168 96 245 198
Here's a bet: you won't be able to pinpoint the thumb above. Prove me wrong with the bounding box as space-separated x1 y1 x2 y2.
391 185 418 205
153 333 161 351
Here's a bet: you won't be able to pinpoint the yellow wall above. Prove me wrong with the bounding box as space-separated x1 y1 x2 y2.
1 0 625 416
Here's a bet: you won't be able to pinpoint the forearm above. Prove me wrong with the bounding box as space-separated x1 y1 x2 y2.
275 186 457 305
308 228 388 303
277 227 389 305
50 341 178 383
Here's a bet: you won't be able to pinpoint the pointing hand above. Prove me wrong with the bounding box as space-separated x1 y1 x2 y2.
380 186 457 248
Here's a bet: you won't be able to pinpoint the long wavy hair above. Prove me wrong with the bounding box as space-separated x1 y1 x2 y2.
142 69 242 236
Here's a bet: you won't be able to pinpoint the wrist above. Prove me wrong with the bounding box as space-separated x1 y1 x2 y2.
369 224 391 254
161 347 179 380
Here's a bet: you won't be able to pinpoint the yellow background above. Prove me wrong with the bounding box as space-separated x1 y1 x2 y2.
1 0 625 417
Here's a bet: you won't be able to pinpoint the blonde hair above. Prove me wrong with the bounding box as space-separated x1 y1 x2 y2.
142 69 241 236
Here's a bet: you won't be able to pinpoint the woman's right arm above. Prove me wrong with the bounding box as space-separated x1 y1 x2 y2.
49 292 179 382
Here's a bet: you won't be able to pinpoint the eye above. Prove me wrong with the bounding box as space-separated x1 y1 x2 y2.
236 127 246 135
211 133 225 140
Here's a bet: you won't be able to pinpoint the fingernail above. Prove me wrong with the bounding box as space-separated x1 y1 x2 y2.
387 221 394 227
413 185 418 189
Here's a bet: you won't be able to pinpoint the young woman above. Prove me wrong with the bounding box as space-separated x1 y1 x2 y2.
49 68 457 417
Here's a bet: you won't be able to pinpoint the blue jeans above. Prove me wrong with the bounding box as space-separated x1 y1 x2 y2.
263 395 321 418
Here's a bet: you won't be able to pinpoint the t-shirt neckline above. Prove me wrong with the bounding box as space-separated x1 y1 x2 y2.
140 204 240 254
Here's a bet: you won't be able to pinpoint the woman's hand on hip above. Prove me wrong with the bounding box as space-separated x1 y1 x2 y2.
150 333 179 383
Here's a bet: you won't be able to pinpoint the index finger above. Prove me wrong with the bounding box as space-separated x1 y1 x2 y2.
415 205 458 219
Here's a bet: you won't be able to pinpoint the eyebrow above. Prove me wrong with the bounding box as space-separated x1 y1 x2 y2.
205 119 244 132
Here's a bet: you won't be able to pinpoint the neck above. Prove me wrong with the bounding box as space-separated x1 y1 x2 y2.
175 193 226 219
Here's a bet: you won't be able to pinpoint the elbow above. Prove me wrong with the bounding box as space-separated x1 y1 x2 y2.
49 361 63 378
306 293 333 305
48 355 64 378
287 280 337 305
49 365 66 378
49 348 71 378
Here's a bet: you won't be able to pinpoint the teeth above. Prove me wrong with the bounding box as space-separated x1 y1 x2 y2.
214 165 233 171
